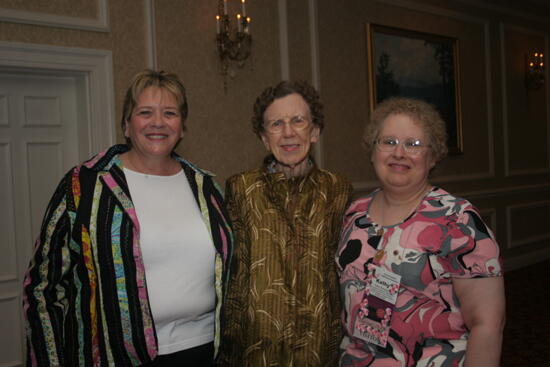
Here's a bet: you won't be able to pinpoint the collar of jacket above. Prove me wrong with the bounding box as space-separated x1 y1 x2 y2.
262 155 319 194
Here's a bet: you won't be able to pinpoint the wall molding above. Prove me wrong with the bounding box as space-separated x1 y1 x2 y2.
456 182 550 199
506 199 550 249
374 0 491 25
454 0 550 25
278 0 290 81
0 0 109 32
482 18 497 182
479 208 497 239
504 246 550 272
0 41 115 155
500 23 550 177
144 0 157 70
307 0 324 167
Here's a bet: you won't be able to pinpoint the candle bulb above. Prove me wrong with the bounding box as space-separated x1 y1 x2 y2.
216 15 220 34
223 0 228 15
245 16 251 33
237 14 242 32
241 0 246 17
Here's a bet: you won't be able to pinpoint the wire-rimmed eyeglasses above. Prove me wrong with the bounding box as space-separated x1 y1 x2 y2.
374 136 430 155
264 115 311 134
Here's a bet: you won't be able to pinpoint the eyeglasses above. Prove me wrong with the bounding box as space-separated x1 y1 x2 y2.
264 115 310 134
374 136 430 155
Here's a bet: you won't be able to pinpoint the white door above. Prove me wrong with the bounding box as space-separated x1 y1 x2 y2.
0 71 83 366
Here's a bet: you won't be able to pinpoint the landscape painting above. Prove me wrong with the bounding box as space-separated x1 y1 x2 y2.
367 24 463 154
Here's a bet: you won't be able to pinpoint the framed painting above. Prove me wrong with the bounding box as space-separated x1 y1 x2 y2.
367 24 463 154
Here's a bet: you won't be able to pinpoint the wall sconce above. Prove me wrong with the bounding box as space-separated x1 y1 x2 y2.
525 51 545 91
216 0 252 89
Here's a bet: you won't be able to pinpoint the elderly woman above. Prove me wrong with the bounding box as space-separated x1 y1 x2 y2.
218 80 353 366
337 97 505 366
23 69 232 366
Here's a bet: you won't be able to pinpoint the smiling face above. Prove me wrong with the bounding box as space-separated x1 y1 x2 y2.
260 93 320 176
372 113 435 194
124 86 183 163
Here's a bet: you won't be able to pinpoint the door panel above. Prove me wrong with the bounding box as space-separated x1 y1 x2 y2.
0 142 17 282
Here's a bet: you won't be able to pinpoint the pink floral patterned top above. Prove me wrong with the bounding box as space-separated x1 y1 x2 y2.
336 187 502 367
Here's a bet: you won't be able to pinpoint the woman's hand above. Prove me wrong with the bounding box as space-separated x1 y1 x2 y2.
452 276 505 367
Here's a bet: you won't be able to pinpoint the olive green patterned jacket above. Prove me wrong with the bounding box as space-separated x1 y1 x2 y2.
218 165 353 367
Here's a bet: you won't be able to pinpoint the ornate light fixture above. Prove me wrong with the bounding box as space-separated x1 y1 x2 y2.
525 51 545 91
216 0 252 89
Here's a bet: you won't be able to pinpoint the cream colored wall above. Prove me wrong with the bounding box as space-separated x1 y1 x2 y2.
153 0 278 181
1 0 549 267
0 0 277 183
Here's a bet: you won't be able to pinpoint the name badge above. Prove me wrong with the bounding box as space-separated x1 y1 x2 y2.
370 266 401 305
352 265 401 348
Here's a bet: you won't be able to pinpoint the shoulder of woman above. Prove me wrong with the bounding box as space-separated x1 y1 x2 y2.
224 169 257 194
345 195 373 215
227 168 263 185
315 168 352 187
429 186 476 212
174 156 216 177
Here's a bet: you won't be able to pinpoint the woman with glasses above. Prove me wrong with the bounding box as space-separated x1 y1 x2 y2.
337 97 505 367
218 80 353 366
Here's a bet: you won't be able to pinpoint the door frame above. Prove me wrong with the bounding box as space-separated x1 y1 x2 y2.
0 41 115 366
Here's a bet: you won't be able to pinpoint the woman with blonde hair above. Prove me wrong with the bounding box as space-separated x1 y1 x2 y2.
23 69 232 366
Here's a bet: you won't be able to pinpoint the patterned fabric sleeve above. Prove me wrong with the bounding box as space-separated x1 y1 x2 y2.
439 205 502 279
217 174 250 367
23 170 74 367
336 197 370 274
327 176 354 356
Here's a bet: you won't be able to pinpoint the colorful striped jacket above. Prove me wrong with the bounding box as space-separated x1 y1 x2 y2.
22 145 233 366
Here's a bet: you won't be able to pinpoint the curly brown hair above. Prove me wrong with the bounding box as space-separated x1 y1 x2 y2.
363 97 448 163
121 69 188 147
251 80 324 137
